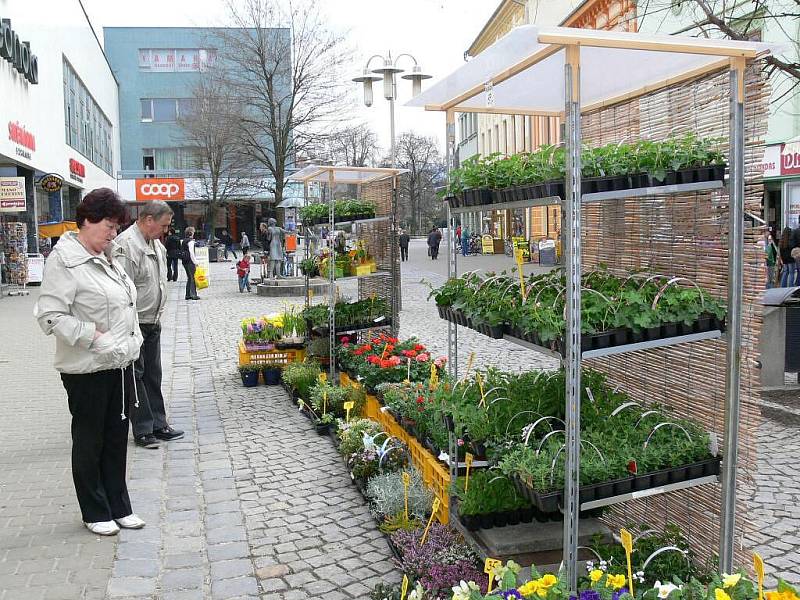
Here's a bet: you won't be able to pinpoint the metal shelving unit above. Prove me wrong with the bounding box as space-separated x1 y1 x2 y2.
408 25 775 586
580 475 720 511
288 166 408 381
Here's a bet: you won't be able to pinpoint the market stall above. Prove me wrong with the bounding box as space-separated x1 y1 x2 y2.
406 25 776 586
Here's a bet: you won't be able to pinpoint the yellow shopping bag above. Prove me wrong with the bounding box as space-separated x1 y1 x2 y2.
194 266 209 290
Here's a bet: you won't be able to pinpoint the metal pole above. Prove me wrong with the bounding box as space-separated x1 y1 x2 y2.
304 181 310 310
390 97 397 168
720 58 745 573
328 169 336 383
563 44 582 593
445 112 458 379
392 177 400 335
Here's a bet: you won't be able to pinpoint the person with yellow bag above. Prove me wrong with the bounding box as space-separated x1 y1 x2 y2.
194 264 209 290
180 227 201 300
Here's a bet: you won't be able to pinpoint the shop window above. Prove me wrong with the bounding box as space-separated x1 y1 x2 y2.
152 99 177 122
141 99 153 122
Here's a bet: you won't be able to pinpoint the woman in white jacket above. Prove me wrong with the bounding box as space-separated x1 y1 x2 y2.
34 188 146 536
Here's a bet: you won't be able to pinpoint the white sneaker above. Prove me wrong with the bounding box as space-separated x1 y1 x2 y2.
84 520 120 536
115 514 146 529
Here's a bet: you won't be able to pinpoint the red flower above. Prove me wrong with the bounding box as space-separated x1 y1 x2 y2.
414 344 425 351
388 356 402 367
416 396 425 404
341 336 350 344
354 349 364 356
415 353 430 362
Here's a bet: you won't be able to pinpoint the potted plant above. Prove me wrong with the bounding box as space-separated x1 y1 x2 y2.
262 362 282 385
314 412 336 435
238 364 261 387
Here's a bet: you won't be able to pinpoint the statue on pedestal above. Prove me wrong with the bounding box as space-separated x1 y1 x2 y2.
267 218 285 279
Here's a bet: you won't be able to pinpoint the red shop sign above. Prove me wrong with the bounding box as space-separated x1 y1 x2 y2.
8 121 35 151
69 159 86 177
780 143 800 177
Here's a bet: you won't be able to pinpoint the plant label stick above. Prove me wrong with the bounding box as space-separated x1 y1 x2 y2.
420 498 441 545
464 453 474 492
343 401 355 422
476 372 486 408
402 471 410 519
318 372 327 384
515 249 526 299
429 361 439 390
620 528 634 596
406 358 411 383
484 558 502 593
464 351 476 380
400 575 409 600
754 553 765 600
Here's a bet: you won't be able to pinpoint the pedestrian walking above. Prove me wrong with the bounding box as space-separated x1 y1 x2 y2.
164 227 181 282
399 229 410 262
182 227 200 300
765 231 778 289
220 229 236 261
33 188 145 536
779 227 796 287
237 249 252 292
241 231 250 255
427 227 438 260
115 201 184 450
461 226 470 257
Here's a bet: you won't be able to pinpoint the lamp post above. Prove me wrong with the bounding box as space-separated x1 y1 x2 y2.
352 52 431 167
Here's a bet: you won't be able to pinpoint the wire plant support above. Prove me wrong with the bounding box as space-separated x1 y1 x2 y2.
405 25 776 590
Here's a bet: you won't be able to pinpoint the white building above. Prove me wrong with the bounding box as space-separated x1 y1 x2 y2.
0 0 120 255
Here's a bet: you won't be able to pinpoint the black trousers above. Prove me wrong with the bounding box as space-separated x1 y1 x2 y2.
400 245 408 261
183 262 197 299
132 323 167 437
60 368 133 523
166 257 179 281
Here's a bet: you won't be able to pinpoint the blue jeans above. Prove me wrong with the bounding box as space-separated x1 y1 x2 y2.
766 264 775 289
780 263 796 287
238 273 250 292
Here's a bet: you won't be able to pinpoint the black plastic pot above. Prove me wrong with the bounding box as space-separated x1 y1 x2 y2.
633 474 651 491
593 332 612 349
460 513 481 531
506 509 521 526
661 322 679 338
581 336 592 352
537 491 562 514
446 196 460 209
487 324 504 339
478 514 494 530
694 314 714 333
669 465 689 484
436 304 446 319
645 326 662 341
703 456 722 476
263 367 282 385
241 371 259 387
613 478 633 495
630 173 649 189
687 462 705 479
610 175 629 191
651 469 670 487
712 164 726 181
595 481 615 499
477 189 493 205
519 507 535 523
612 328 629 347
677 168 697 184
315 422 332 436
493 512 509 528
630 329 646 343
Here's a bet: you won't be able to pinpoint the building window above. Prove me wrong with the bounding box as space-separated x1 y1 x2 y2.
138 48 216 72
142 147 200 171
63 58 113 175
140 98 196 122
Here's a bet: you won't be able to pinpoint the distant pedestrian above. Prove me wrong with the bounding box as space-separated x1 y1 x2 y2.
240 231 250 255
779 227 796 287
399 229 410 262
427 227 440 260
115 201 184 450
182 227 200 300
461 226 470 257
237 249 252 292
220 229 236 261
34 188 145 536
765 232 778 289
164 227 181 282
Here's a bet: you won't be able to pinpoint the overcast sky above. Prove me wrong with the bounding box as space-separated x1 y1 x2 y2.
81 0 498 156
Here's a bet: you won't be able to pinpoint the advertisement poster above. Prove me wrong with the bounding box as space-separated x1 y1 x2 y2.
195 245 210 286
0 177 26 212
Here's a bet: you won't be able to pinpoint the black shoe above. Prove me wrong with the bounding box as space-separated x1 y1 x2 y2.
154 426 184 441
191 297 201 300
135 434 160 449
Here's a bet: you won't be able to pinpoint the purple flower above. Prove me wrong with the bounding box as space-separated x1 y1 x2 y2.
612 588 630 600
573 591 601 600
499 591 523 599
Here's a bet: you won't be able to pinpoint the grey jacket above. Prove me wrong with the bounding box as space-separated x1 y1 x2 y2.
34 232 142 374
114 224 167 324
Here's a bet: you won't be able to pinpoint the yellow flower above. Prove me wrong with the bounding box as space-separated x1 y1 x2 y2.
606 574 627 590
519 580 540 597
716 588 732 600
540 574 558 588
590 570 604 583
766 592 799 600
723 574 742 589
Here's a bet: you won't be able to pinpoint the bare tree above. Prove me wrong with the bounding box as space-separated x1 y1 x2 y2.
393 132 446 235
177 70 256 238
324 123 380 167
636 1 800 103
215 0 354 206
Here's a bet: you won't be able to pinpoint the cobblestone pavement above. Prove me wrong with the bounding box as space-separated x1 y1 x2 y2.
2 237 799 599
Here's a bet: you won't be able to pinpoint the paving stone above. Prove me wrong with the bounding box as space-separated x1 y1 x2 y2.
210 575 259 599
161 567 207 590
106 576 157 597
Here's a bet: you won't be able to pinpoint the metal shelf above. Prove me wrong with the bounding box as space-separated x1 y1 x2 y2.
333 270 391 282
502 330 722 361
448 181 724 214
307 215 390 227
580 475 719 511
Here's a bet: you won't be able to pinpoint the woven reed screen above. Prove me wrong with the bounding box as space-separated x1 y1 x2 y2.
358 178 399 329
579 66 768 567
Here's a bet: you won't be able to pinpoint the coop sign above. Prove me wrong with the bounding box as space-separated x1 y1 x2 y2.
0 19 38 84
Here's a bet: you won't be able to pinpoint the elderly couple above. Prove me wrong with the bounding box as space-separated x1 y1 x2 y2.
34 188 183 536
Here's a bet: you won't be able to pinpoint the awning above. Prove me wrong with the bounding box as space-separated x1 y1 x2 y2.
406 25 778 115
39 221 78 237
288 165 409 185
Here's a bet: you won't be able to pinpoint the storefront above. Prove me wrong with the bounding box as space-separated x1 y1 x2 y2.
760 141 800 229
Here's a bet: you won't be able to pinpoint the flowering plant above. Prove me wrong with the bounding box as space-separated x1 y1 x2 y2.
241 315 282 343
347 436 408 483
337 333 446 391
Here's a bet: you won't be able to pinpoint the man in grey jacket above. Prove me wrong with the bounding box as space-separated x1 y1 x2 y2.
116 201 184 448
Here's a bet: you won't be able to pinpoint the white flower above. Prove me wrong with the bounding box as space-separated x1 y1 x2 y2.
586 561 595 572
635 571 646 584
451 581 478 600
653 581 682 599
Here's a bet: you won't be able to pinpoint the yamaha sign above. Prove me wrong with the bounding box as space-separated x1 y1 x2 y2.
0 19 38 85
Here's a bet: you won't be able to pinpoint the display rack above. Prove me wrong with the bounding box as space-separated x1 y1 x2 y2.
0 222 29 297
287 166 408 381
407 25 775 587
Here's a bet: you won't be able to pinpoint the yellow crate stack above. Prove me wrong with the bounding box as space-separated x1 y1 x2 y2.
237 340 305 367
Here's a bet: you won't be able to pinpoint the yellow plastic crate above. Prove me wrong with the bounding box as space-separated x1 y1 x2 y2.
355 264 372 276
238 340 305 367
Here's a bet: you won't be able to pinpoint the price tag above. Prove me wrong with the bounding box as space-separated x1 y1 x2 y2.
464 453 474 492
754 553 765 600
402 471 411 519
620 528 634 596
400 575 409 600
420 498 441 545
429 361 439 390
586 388 595 404
318 372 327 384
343 400 355 422
484 558 502 593
406 358 411 384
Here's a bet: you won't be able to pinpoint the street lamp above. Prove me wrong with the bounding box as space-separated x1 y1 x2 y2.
353 52 431 167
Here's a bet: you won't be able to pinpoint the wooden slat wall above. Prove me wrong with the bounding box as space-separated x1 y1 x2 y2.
358 179 397 324
579 66 769 567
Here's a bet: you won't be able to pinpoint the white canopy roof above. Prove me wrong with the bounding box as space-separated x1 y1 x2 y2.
406 26 776 115
288 165 409 185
